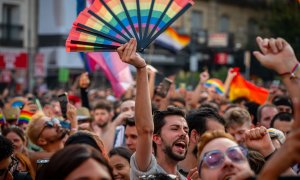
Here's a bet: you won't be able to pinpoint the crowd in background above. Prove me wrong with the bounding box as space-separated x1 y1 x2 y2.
0 36 300 180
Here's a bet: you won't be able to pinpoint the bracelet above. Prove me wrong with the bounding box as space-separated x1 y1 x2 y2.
278 63 300 80
71 127 78 131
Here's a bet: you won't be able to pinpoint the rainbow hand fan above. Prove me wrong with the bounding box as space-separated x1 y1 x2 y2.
66 0 194 52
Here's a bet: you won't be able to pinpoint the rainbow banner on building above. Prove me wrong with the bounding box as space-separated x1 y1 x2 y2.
17 110 34 125
155 27 190 52
0 110 6 126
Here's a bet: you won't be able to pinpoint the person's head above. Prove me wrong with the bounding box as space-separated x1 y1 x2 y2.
257 104 278 128
2 126 27 154
197 131 251 180
3 107 20 126
64 130 107 160
244 101 260 126
120 100 135 113
125 118 138 152
153 106 189 162
26 112 68 152
0 136 17 180
272 95 293 114
76 107 92 131
39 144 113 180
109 147 133 180
186 107 225 156
224 107 252 145
92 101 113 128
270 112 294 135
169 97 186 109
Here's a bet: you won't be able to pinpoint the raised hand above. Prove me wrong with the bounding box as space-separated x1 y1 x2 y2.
117 39 147 69
253 37 298 74
244 126 275 157
79 72 90 89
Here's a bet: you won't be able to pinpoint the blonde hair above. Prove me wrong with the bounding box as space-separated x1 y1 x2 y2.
15 152 36 180
197 130 235 161
224 107 251 128
26 111 46 145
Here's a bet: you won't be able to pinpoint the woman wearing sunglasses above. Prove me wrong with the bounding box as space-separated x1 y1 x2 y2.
197 130 253 180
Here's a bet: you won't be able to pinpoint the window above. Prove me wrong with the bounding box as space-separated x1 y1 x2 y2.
191 10 203 31
218 15 230 33
247 18 259 49
1 4 23 46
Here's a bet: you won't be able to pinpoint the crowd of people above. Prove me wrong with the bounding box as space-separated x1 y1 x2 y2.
0 36 299 180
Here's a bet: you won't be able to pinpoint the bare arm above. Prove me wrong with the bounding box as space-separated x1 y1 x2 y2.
117 39 153 171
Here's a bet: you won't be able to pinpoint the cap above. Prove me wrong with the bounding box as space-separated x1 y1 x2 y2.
76 107 91 121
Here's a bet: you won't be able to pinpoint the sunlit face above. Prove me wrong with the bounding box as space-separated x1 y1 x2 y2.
93 109 111 128
199 138 251 180
110 155 130 180
227 123 251 145
157 115 189 161
65 158 112 180
259 107 278 128
5 132 25 153
125 126 138 152
120 100 135 113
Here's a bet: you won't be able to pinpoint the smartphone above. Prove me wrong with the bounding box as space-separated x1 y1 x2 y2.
155 78 172 98
58 93 69 119
36 159 49 178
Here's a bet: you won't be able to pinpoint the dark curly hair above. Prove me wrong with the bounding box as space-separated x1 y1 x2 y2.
0 135 14 161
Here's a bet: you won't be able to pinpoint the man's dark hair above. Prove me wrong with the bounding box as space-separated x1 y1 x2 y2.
270 112 293 128
125 117 136 127
92 100 113 112
186 107 225 136
152 106 186 154
169 97 186 107
109 147 133 163
244 101 260 126
272 95 293 108
0 135 14 161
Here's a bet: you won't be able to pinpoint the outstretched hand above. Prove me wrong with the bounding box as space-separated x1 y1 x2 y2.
117 39 147 69
253 37 297 74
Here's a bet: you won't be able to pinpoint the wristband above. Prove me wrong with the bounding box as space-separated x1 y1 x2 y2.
137 64 147 69
278 63 300 80
71 127 78 131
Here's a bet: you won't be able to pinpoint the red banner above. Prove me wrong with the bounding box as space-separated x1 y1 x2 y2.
0 52 28 69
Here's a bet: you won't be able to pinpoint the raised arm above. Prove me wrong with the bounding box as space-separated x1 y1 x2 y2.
117 39 153 171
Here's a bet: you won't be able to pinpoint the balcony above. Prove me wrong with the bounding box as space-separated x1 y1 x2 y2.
0 23 24 47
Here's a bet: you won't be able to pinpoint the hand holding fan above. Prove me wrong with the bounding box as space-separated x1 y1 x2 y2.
66 0 194 52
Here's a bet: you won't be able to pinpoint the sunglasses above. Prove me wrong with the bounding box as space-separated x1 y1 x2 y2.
37 118 61 139
198 146 248 174
139 174 177 180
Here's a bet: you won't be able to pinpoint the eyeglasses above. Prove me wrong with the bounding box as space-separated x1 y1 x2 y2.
0 156 19 177
198 146 248 174
37 118 61 139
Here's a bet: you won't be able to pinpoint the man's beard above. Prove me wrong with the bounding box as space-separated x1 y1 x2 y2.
96 121 109 128
162 138 187 161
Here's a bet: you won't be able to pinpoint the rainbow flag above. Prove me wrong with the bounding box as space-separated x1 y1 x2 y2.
0 110 6 126
17 110 34 125
204 78 225 95
87 52 134 98
155 27 190 52
229 68 269 104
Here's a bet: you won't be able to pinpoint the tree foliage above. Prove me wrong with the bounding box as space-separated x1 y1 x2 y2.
267 0 300 57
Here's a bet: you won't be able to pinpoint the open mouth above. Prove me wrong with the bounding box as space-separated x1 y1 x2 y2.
174 141 186 150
